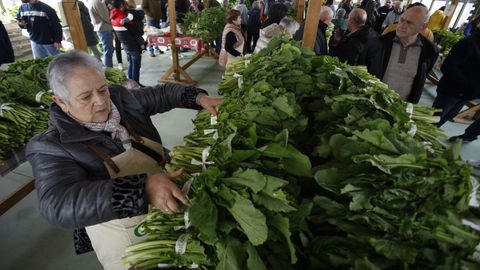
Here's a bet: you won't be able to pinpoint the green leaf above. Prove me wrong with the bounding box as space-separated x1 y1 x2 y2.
268 213 298 264
227 192 268 246
222 169 267 193
272 96 295 117
245 242 268 270
216 237 247 270
369 238 417 263
189 190 218 245
260 143 312 177
353 129 400 154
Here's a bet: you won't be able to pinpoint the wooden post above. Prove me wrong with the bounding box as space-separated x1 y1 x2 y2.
204 0 209 8
406 0 413 6
442 0 459 30
296 0 305 23
61 0 88 51
169 0 180 81
302 0 324 50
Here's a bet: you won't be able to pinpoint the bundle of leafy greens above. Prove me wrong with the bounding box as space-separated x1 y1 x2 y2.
432 29 463 55
181 7 227 42
124 36 480 270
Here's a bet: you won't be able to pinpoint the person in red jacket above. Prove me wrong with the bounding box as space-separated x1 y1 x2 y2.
110 0 146 85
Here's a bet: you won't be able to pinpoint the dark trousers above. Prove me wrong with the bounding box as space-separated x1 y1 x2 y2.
147 19 160 53
125 50 142 83
246 31 259 53
114 32 123 64
432 92 466 127
433 92 480 140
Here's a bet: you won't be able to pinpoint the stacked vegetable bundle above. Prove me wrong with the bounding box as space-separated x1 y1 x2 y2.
432 29 463 55
124 37 480 269
0 57 127 166
181 7 227 42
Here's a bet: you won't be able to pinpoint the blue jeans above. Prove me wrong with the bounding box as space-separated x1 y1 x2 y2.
97 31 114 67
147 19 160 53
125 50 142 83
432 93 466 127
30 41 60 59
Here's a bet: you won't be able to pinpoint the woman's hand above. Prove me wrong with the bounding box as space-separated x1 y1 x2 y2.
146 168 190 214
198 95 225 115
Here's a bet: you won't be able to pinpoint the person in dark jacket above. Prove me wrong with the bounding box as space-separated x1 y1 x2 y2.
246 1 262 53
16 0 62 58
432 28 480 142
330 8 377 65
110 0 145 85
294 6 334 55
0 20 14 65
26 51 224 269
359 5 439 104
79 1 102 61
374 0 393 32
261 3 288 29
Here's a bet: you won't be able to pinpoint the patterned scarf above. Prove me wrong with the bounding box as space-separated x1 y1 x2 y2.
76 101 130 145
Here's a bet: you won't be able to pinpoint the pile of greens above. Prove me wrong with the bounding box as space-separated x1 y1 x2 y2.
124 37 480 269
181 7 227 42
432 29 464 55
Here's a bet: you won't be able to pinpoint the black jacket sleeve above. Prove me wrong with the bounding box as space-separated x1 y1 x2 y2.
46 6 63 43
334 38 364 65
130 83 208 117
26 134 149 229
225 31 242 57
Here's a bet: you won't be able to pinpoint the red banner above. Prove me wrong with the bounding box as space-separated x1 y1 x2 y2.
147 35 204 52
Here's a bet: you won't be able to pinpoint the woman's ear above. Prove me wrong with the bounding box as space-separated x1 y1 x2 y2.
52 95 69 114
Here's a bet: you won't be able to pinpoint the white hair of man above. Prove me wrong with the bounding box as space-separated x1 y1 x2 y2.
319 5 334 24
280 16 300 35
47 50 105 101
336 8 347 20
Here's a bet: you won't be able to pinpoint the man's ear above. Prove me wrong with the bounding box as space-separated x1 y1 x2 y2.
52 95 69 114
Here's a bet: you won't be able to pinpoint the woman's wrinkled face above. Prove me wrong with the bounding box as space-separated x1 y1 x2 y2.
53 68 111 123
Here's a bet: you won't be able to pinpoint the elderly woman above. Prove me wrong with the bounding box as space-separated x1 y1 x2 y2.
26 51 223 270
219 9 245 66
254 16 299 53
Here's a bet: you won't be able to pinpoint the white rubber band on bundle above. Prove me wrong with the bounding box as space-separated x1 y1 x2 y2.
407 122 417 137
233 73 243 88
420 141 434 154
188 263 199 269
406 103 414 119
175 233 191 254
0 103 13 117
35 91 45 103
210 115 218 126
204 129 219 140
157 263 175 268
190 147 214 171
174 211 191 231
468 176 479 207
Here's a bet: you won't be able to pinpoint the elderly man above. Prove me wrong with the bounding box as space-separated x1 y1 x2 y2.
359 5 438 103
294 6 334 55
382 0 403 29
330 8 377 65
26 51 224 270
16 0 62 58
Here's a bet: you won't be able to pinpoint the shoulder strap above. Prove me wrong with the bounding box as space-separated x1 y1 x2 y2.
123 120 165 166
84 141 121 174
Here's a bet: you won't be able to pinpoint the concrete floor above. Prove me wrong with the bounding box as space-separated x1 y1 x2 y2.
0 49 478 270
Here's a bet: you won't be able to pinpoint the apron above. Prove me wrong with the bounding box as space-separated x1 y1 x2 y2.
226 40 244 66
85 126 165 270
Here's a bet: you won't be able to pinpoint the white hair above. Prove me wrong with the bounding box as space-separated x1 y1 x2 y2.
320 6 334 21
47 50 105 101
280 16 300 35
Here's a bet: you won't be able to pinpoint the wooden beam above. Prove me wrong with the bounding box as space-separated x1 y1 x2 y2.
0 178 35 216
442 0 459 30
296 0 305 23
168 0 180 81
61 0 88 51
302 0 324 50
204 0 209 8
407 0 413 6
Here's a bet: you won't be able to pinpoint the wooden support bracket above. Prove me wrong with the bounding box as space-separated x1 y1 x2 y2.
302 0 324 50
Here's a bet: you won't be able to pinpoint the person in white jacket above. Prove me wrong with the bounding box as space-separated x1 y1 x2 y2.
88 0 114 67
